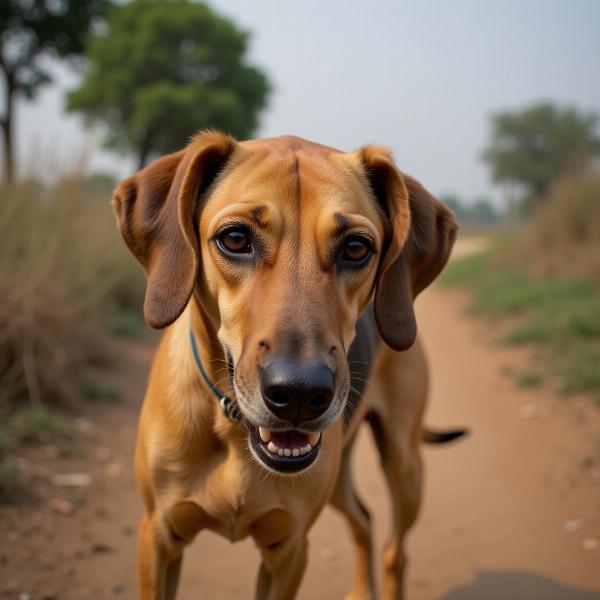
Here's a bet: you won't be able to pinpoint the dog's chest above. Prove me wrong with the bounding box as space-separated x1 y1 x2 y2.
187 446 292 544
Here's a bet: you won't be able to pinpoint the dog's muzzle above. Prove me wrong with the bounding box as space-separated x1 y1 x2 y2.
261 360 334 425
241 359 334 474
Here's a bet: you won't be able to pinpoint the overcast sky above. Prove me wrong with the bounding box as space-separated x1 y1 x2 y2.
11 0 600 203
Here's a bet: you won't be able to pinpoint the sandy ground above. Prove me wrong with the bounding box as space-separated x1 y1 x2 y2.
2 241 600 599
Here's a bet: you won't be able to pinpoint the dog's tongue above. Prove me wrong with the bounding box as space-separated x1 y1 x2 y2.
271 430 308 449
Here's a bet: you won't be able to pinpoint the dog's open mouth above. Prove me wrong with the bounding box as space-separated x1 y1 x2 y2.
248 426 322 474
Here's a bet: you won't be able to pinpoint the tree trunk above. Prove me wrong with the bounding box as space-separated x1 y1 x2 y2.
1 68 14 183
137 147 149 171
137 132 154 171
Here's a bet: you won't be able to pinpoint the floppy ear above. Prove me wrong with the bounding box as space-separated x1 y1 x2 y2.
112 131 237 329
358 146 458 351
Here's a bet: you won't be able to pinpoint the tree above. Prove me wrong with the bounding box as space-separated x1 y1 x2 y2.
482 103 600 202
67 0 270 169
0 0 111 182
440 194 498 226
469 197 498 224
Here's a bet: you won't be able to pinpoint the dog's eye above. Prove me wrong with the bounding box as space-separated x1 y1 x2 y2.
218 227 252 254
341 236 372 265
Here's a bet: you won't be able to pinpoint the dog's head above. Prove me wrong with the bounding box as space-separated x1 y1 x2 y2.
113 131 456 474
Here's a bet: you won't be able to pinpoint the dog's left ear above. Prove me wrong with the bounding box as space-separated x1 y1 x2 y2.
357 146 458 351
112 131 237 329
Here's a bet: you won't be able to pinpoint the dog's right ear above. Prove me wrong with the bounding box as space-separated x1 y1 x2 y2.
112 131 237 329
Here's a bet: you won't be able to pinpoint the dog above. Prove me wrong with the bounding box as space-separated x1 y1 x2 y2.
112 131 464 600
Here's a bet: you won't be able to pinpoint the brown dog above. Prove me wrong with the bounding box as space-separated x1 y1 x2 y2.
112 131 461 600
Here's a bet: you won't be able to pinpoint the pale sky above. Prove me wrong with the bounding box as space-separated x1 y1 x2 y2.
11 0 600 203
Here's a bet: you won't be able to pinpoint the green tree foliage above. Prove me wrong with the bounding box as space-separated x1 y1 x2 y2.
482 103 600 202
67 0 270 168
0 0 111 181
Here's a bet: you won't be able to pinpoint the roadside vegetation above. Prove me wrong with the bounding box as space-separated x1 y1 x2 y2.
0 177 145 494
442 170 600 402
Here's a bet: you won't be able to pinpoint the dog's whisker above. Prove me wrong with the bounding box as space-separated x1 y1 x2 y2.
349 374 370 382
210 375 234 388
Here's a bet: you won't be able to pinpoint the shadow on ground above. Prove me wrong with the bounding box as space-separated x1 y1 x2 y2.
440 571 600 600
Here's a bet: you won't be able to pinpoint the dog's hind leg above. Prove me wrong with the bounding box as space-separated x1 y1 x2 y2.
369 409 423 600
329 437 376 600
367 341 428 600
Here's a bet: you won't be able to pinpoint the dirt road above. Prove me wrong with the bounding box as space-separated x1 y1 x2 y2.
2 248 600 599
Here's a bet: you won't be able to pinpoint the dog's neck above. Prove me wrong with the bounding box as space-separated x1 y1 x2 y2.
189 296 226 388
184 296 244 441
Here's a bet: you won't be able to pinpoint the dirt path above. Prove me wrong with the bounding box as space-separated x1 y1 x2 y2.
2 247 600 599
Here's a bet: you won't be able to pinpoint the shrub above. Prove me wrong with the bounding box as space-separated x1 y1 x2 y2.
0 177 144 412
525 170 600 281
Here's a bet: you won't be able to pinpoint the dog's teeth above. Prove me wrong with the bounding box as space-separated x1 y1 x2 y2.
308 432 321 446
299 444 311 456
259 427 271 443
265 434 317 458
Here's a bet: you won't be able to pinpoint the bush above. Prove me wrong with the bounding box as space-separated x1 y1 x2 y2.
525 170 600 281
0 177 144 412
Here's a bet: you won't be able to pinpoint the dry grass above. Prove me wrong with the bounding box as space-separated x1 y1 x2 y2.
0 177 144 414
524 170 600 282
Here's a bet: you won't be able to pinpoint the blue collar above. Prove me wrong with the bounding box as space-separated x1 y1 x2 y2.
189 329 240 422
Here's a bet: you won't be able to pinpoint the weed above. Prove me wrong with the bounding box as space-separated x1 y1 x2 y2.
515 371 544 389
108 309 144 337
12 407 65 444
56 438 84 459
80 381 121 403
0 457 18 492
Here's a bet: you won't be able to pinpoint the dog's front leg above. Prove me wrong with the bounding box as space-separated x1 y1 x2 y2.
255 536 309 600
137 513 183 600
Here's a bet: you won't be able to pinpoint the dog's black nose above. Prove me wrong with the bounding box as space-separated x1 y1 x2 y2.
261 361 334 425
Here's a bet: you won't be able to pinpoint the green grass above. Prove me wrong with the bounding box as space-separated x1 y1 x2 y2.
514 370 544 389
0 407 69 454
80 380 122 403
441 249 600 402
108 308 145 337
11 407 66 443
0 457 18 492
554 342 600 396
0 407 74 492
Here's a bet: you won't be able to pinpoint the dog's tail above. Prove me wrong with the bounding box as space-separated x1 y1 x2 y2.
421 427 468 444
